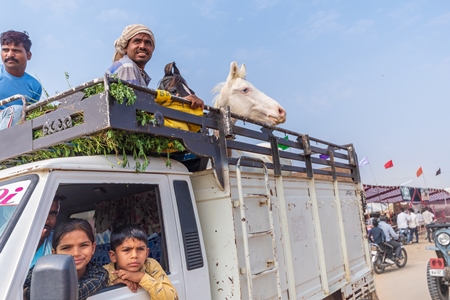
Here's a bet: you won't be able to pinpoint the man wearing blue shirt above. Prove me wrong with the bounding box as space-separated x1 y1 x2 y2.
378 216 402 261
0 30 41 130
30 196 61 268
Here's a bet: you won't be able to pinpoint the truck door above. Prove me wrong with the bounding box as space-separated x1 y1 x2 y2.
3 170 187 300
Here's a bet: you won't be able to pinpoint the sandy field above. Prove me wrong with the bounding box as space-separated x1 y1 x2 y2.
374 232 436 300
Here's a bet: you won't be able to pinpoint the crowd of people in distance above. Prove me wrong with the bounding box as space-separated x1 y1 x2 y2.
367 207 436 264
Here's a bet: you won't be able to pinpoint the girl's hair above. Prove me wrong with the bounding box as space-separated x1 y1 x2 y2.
52 218 95 250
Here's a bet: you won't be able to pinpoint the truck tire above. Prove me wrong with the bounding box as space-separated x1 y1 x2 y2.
373 257 385 274
427 261 449 300
395 248 407 268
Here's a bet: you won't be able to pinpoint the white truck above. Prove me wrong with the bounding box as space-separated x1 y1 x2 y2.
0 78 377 299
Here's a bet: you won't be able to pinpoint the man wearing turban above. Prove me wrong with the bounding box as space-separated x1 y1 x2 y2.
107 24 203 110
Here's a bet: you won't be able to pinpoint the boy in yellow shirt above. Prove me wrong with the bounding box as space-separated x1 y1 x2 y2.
103 225 178 299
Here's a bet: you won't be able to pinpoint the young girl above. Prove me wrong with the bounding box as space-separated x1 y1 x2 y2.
24 218 108 300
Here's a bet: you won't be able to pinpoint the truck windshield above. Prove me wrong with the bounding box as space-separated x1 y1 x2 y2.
0 178 33 237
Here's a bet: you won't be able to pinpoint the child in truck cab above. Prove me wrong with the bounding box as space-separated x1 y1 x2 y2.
24 218 109 300
103 224 179 299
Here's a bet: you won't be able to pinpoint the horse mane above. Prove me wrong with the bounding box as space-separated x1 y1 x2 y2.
211 82 225 108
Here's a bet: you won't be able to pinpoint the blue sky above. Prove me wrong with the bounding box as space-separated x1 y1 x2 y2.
4 0 450 189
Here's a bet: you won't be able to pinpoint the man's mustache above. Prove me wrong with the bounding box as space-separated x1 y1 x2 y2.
4 57 19 63
137 48 148 54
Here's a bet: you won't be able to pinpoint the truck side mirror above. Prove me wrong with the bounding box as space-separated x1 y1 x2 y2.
30 254 78 300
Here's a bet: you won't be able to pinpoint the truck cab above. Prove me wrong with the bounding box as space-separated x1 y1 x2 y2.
0 155 211 299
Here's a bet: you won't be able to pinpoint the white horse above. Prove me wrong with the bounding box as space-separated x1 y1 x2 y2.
212 61 286 126
211 62 291 175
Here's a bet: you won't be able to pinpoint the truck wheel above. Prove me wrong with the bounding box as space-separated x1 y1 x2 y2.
427 261 449 300
373 257 385 274
395 248 408 268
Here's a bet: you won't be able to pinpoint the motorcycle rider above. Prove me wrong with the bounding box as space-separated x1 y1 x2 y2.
378 215 402 262
369 219 395 264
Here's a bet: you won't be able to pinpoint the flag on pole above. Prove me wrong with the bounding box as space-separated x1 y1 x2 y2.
416 167 423 177
436 168 441 176
359 157 369 166
384 160 393 169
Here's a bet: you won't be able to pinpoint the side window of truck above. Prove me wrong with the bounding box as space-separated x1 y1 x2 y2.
0 175 39 251
56 183 168 271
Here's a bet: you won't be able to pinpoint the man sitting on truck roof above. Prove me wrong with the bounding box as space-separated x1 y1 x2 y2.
29 195 62 268
106 24 204 131
0 30 42 130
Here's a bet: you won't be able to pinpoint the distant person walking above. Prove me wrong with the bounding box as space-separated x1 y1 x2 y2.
397 208 411 241
422 207 436 243
407 208 419 244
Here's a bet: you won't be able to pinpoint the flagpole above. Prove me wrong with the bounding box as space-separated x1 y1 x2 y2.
368 163 381 203
439 171 447 222
359 157 381 213
420 170 429 216
422 173 428 189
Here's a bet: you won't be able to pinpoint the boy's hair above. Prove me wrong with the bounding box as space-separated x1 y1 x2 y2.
110 224 148 252
0 30 32 52
372 219 379 227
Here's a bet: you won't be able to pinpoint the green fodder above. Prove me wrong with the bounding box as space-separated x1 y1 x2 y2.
1 80 185 171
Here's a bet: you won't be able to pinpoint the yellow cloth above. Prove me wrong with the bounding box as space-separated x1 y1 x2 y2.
113 24 156 62
104 258 178 300
154 90 203 132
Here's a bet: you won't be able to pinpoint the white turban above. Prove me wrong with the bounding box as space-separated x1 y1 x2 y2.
113 24 155 62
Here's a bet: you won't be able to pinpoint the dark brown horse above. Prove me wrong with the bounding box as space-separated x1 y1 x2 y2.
157 62 195 97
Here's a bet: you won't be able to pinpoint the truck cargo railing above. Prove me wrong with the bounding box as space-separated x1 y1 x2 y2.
0 76 360 190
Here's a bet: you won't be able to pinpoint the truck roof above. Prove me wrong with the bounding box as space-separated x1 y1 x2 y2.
0 77 361 188
0 155 189 180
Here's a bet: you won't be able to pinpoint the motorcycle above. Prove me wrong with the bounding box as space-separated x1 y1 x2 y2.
426 223 450 300
397 228 409 245
370 241 408 274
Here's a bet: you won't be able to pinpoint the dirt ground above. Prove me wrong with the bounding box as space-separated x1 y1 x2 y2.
373 231 436 300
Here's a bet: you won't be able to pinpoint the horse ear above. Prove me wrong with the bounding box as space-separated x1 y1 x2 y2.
164 62 174 76
238 63 247 79
227 61 239 81
172 62 181 75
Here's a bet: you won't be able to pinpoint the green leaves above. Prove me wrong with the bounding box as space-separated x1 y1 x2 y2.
5 127 184 172
3 81 185 172
83 76 137 105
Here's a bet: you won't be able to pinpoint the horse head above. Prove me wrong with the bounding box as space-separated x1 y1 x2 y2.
158 62 195 97
213 61 286 126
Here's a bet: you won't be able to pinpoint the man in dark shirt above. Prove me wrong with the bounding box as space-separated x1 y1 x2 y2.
369 219 386 244
369 219 396 264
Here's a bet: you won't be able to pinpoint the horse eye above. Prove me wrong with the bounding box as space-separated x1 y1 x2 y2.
242 88 250 94
169 87 177 94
